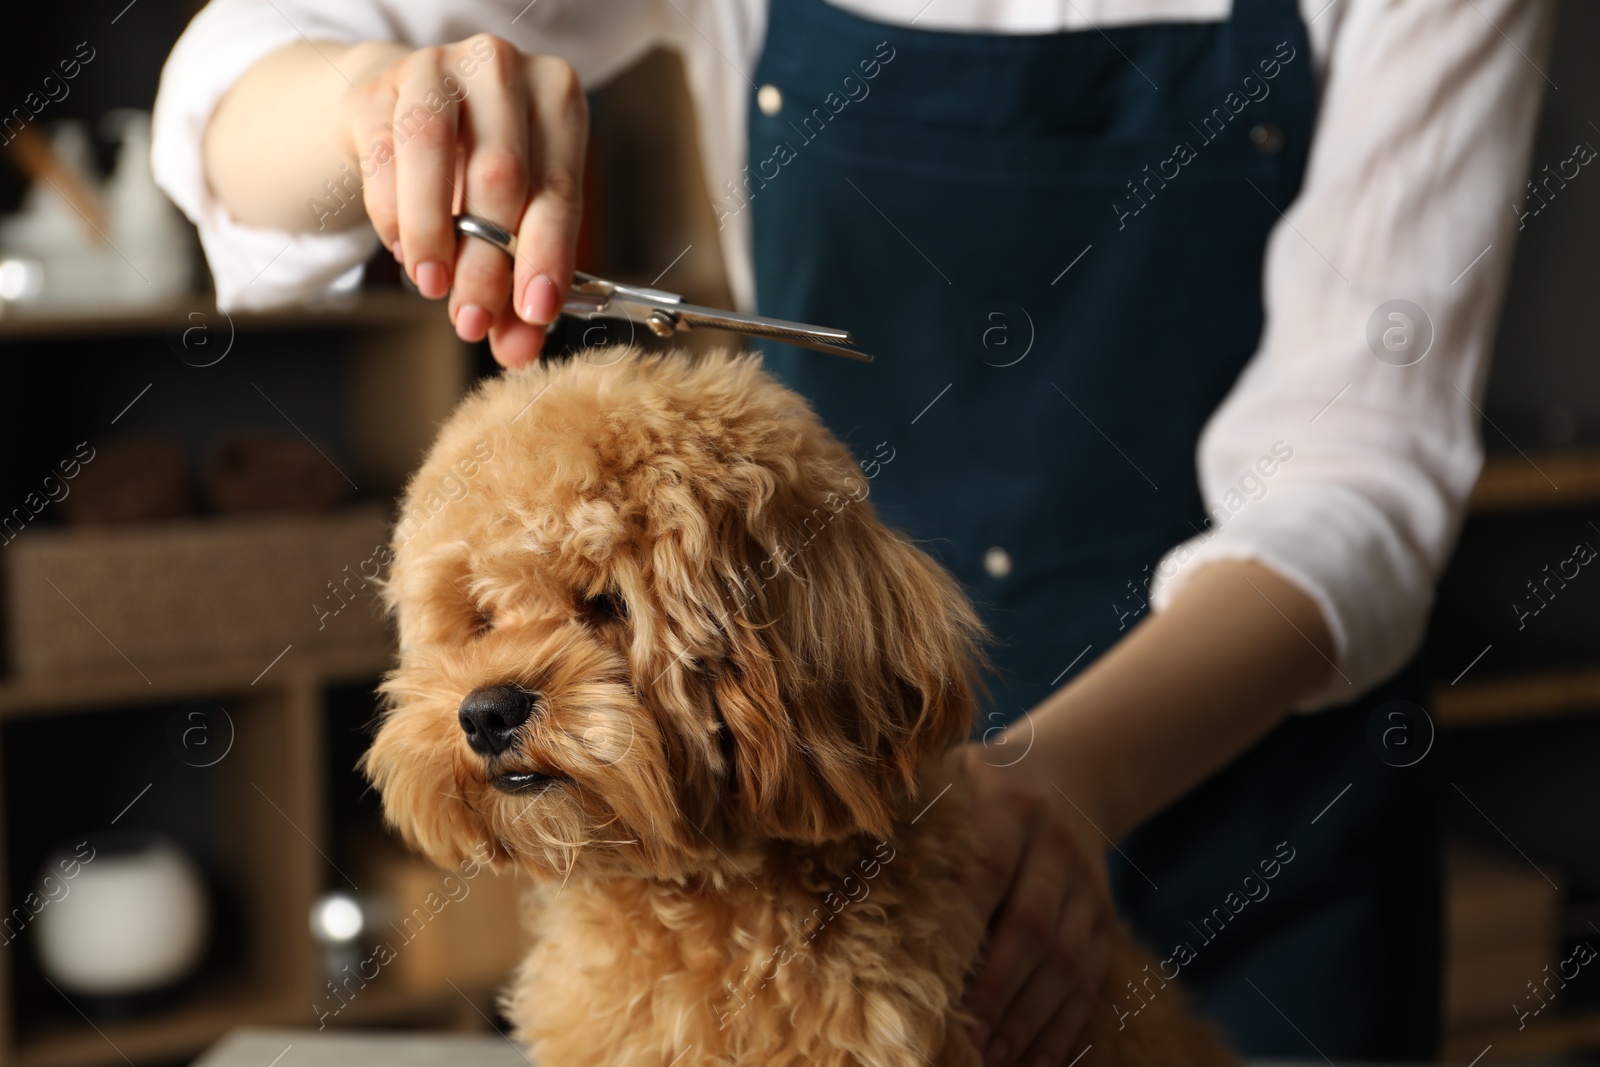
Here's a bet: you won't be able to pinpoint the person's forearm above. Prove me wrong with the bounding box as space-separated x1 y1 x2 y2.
1019 560 1337 843
203 40 405 232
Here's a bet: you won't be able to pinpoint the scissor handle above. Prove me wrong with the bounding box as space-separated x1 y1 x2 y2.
454 215 871 361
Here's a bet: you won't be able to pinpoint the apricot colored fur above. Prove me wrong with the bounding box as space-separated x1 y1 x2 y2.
366 349 1237 1067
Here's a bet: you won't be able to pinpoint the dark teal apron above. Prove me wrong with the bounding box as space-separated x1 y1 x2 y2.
749 0 1444 1058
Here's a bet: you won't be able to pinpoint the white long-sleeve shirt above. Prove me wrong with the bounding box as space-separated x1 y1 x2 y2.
152 0 1554 709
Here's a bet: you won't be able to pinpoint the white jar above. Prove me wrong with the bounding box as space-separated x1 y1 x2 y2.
34 834 209 997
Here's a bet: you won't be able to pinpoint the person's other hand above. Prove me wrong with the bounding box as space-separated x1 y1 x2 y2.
950 741 1114 1067
336 36 587 367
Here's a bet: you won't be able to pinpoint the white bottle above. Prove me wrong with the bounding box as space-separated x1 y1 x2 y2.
103 109 193 302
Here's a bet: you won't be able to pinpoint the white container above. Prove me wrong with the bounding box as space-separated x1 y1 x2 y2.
34 834 210 997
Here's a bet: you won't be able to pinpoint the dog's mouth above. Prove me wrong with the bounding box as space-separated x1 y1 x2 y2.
489 770 563 794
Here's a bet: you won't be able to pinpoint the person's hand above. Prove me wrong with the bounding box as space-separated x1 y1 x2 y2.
335 36 588 367
950 741 1114 1067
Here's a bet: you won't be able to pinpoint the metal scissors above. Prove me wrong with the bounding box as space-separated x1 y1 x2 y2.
454 214 871 362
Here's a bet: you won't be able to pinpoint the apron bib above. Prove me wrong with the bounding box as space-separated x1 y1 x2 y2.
748 0 1443 1057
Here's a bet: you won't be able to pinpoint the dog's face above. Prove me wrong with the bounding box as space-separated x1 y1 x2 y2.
364 351 983 882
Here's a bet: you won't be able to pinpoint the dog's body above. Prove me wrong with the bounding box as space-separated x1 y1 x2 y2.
509 776 981 1067
367 350 1236 1067
510 784 1232 1067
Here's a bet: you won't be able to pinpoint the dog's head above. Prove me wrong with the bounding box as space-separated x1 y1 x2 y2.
364 350 984 881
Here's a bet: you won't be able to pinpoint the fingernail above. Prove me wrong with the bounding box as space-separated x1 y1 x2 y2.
392 240 404 265
520 273 559 325
983 1040 1008 1067
415 260 449 299
455 304 490 343
968 1022 990 1049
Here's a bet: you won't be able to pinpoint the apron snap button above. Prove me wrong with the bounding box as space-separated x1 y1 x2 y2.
983 547 1013 579
757 84 783 117
1249 123 1285 154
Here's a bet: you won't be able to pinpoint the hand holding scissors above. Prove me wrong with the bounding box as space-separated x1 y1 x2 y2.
454 215 870 362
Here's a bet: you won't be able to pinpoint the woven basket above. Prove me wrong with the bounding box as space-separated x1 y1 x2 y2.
4 506 393 679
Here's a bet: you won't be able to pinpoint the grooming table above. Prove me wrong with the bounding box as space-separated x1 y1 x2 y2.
192 1027 1555 1067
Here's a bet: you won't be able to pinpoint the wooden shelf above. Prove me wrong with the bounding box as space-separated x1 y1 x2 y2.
1435 665 1600 729
1470 451 1600 514
1446 1007 1600 1062
0 290 441 342
0 642 392 718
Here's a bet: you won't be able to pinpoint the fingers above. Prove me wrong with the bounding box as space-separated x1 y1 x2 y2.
957 752 1116 1067
960 780 1032 931
449 35 527 343
334 39 583 366
1010 892 1111 1067
392 48 461 299
1016 994 1093 1067
987 955 1072 1067
512 55 587 329
966 826 1072 1062
349 85 401 252
486 310 547 369
1059 878 1113 999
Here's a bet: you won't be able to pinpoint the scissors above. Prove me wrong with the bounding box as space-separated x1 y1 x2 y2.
454 215 871 362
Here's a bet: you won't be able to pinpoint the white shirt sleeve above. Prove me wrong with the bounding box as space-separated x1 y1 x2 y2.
151 0 666 311
1146 0 1556 709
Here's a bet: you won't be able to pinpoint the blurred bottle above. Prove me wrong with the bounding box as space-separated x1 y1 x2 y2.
0 112 193 310
102 108 193 301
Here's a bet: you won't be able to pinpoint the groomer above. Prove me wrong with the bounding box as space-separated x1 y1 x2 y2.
155 1 1551 1062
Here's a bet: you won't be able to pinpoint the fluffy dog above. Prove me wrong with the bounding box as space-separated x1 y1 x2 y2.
365 349 1235 1067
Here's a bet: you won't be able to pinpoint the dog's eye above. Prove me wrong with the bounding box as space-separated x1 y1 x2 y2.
470 606 494 638
582 592 628 624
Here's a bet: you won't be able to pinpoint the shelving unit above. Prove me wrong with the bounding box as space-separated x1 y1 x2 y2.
0 40 734 1067
1469 451 1600 515
0 291 471 496
0 291 441 339
1439 452 1600 739
1444 1011 1600 1066
1437 452 1600 1062
0 635 523 1067
0 287 510 1067
1435 664 1600 730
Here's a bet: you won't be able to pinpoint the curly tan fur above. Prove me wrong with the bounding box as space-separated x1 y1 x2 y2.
365 349 1237 1067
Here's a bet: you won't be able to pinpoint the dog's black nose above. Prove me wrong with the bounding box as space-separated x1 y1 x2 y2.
458 685 537 757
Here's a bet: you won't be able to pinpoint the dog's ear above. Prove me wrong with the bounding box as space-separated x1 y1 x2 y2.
702 473 986 843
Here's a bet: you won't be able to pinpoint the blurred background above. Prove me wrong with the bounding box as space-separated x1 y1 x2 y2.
0 2 1594 1066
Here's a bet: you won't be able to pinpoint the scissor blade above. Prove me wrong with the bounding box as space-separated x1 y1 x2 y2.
738 329 874 362
674 304 855 344
666 306 868 360
559 275 871 361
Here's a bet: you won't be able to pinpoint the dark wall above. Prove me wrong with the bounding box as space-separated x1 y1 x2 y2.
0 0 193 209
